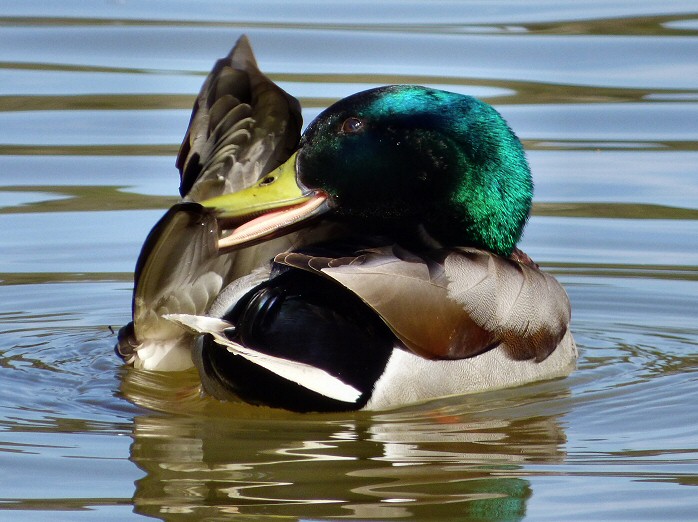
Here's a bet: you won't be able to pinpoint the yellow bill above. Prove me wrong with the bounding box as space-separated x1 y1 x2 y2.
201 152 329 250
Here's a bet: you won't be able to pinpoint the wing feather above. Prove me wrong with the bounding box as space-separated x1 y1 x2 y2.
118 36 303 369
176 35 301 201
275 247 496 359
445 247 570 361
275 246 571 362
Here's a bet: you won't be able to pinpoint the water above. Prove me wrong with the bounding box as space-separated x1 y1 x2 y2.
1 2 697 520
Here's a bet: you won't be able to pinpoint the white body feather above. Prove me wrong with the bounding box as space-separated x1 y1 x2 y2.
367 330 576 410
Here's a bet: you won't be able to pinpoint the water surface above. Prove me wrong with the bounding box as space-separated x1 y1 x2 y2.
1 2 697 520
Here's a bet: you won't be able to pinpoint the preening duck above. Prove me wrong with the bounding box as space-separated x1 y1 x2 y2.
117 36 576 412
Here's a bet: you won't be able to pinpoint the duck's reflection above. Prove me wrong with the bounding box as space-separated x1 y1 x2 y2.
121 368 569 520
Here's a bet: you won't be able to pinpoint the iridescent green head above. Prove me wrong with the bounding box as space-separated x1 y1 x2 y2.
297 85 532 255
205 85 533 257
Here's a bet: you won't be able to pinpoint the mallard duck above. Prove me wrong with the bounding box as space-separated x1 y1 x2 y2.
117 36 576 412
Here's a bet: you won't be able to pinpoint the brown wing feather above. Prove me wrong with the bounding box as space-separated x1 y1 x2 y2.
445 247 570 361
275 247 497 359
275 246 571 362
176 35 302 201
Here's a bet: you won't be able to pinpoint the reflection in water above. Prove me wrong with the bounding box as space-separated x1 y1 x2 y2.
121 369 569 519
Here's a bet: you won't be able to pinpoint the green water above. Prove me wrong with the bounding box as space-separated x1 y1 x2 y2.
1 1 697 520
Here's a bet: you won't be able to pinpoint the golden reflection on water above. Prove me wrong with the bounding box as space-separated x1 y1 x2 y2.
121 368 570 519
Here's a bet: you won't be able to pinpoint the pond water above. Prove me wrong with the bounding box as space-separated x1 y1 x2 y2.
1 1 697 520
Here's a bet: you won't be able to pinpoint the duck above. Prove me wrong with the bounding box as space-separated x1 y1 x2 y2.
116 36 576 413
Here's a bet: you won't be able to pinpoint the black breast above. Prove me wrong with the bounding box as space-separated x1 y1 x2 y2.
195 268 395 412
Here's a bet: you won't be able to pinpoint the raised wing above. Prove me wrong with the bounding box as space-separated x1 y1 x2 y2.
117 36 302 369
275 245 571 362
177 35 302 200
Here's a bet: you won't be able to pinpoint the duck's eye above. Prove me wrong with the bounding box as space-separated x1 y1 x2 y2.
341 117 364 134
259 175 276 186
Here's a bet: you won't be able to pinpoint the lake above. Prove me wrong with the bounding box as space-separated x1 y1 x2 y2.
1 1 697 520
